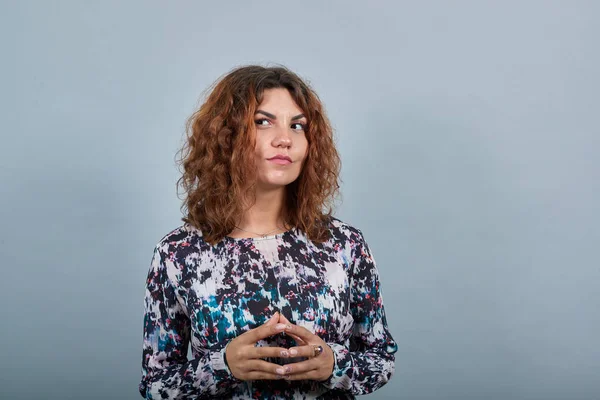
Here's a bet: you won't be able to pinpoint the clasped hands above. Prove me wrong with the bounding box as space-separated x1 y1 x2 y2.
225 312 334 382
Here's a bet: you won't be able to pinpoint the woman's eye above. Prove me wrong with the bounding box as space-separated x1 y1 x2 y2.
255 118 270 126
291 122 306 131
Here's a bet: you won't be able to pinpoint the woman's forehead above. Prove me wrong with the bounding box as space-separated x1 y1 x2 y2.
256 88 305 116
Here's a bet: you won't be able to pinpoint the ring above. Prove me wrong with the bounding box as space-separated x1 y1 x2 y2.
313 345 324 357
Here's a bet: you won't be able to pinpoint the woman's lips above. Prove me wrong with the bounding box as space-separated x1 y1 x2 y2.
268 158 292 165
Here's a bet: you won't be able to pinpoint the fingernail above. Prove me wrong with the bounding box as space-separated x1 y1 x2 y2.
275 323 286 330
276 367 285 375
289 349 298 356
284 366 291 373
271 312 279 320
280 350 289 357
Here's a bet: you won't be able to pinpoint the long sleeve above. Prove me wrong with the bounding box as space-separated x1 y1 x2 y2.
139 245 241 399
321 230 398 395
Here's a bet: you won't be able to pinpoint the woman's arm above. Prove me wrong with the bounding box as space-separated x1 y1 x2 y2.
321 230 398 395
139 246 241 399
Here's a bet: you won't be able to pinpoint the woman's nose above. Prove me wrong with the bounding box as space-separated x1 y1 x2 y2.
272 125 292 148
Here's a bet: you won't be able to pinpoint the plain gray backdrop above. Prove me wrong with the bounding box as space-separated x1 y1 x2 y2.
1 1 598 399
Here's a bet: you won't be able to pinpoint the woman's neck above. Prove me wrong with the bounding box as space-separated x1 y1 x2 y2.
230 187 289 237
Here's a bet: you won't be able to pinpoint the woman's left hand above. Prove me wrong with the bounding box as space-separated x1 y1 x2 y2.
276 314 335 381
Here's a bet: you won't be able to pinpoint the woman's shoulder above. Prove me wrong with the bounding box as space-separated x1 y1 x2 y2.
152 222 208 254
326 216 367 244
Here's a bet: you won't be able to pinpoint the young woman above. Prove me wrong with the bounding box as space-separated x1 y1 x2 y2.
139 65 397 399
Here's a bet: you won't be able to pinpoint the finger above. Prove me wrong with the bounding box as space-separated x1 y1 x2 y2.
284 370 321 381
249 346 294 359
244 371 285 380
242 314 287 343
264 312 279 326
287 344 320 359
276 314 307 344
282 322 317 343
245 359 288 375
278 312 293 325
285 332 308 346
278 358 320 376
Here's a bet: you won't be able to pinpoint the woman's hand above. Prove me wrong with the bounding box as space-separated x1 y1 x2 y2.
225 312 293 381
276 313 335 382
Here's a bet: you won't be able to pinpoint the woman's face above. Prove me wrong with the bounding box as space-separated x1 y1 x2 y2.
253 88 308 191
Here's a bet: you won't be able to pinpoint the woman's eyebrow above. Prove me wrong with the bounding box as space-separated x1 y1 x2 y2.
291 113 306 121
256 109 305 121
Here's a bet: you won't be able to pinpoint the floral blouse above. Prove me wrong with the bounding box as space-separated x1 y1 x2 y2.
139 217 397 399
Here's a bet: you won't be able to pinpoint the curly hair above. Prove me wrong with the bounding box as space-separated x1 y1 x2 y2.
176 65 341 245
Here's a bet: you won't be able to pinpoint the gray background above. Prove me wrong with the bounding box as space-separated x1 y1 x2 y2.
1 1 598 399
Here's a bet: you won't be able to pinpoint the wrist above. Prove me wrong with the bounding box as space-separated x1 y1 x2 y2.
221 339 242 382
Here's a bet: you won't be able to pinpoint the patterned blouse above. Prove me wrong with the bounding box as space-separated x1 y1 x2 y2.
139 217 397 399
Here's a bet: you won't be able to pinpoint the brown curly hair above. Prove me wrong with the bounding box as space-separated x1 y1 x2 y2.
176 65 341 245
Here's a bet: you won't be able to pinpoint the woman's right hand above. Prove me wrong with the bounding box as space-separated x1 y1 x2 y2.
225 312 292 380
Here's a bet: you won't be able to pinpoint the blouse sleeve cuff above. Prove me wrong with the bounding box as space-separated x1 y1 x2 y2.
208 340 243 389
319 342 352 391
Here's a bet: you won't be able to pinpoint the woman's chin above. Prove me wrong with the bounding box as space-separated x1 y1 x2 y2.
257 178 298 191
